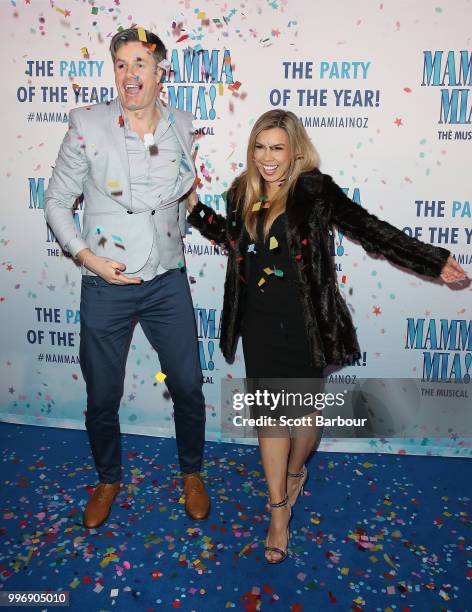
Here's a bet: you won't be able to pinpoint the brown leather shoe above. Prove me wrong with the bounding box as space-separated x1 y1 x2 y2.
83 482 121 528
183 472 210 520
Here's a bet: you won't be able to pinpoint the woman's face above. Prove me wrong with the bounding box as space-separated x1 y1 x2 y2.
253 127 292 186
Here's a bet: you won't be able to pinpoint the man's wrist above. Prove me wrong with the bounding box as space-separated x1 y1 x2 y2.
76 249 94 267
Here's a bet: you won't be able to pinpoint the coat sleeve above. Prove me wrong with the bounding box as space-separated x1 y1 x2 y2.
324 174 450 278
44 109 89 257
187 192 233 251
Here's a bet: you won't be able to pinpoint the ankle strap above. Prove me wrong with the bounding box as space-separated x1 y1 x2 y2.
287 468 305 478
269 494 289 508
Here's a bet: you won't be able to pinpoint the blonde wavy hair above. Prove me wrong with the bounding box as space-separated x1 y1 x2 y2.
233 110 319 240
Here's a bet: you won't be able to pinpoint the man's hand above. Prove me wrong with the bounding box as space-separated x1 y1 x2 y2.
77 249 143 284
440 255 468 284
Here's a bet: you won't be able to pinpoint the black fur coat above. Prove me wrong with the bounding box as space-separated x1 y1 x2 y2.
187 169 450 367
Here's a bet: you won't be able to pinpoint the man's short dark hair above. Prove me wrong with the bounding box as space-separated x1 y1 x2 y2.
109 28 167 66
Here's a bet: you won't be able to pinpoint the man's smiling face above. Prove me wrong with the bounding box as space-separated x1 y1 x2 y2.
114 41 163 112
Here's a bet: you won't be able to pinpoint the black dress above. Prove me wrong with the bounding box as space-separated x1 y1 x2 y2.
241 211 323 380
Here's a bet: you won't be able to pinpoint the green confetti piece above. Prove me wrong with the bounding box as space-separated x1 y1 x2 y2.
177 260 184 269
91 6 98 14
274 269 284 278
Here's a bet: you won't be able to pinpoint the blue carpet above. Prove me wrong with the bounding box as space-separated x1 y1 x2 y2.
0 422 470 611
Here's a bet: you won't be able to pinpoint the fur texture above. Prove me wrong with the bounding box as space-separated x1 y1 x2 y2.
188 169 450 367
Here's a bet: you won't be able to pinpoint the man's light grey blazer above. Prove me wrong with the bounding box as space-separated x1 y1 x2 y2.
44 98 196 273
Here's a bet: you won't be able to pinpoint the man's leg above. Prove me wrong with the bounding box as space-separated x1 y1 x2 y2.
138 269 205 474
80 276 136 484
138 269 209 520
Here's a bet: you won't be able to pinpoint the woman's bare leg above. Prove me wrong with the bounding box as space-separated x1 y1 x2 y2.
258 425 291 562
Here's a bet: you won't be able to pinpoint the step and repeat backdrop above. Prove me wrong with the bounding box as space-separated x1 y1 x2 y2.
1 0 471 456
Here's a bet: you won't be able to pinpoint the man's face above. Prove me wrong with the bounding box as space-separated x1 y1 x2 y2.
114 41 163 112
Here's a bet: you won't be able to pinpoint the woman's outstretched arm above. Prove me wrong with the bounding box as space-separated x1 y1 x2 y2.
322 174 467 282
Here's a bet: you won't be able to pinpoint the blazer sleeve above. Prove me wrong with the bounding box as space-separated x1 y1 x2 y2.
44 109 89 257
324 174 450 278
187 193 233 251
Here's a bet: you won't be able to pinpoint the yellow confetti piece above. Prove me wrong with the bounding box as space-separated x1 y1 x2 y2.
340 567 349 575
269 236 278 250
178 496 185 504
264 267 274 275
107 180 120 189
391 530 402 538
252 202 261 212
310 516 320 524
197 11 206 19
81 47 89 59
155 371 167 383
258 278 266 287
362 461 374 468
218 83 224 96
383 553 397 569
137 27 147 42
443 511 452 517
369 555 378 563
24 548 34 566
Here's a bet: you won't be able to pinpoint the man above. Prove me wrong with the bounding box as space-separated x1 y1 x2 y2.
44 28 210 527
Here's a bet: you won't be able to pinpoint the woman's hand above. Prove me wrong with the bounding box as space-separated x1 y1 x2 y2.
440 255 468 284
186 187 199 213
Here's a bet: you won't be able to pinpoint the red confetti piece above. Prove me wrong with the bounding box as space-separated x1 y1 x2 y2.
301 239 308 246
403 87 412 93
176 34 189 43
118 115 124 127
328 591 337 603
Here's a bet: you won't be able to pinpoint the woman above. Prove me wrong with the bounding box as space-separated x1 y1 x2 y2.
187 110 467 563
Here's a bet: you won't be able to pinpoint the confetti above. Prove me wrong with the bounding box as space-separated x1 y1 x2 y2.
155 371 166 383
269 236 278 250
137 27 147 42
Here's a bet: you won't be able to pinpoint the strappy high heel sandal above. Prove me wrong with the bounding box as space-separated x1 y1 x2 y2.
287 466 307 507
264 495 291 564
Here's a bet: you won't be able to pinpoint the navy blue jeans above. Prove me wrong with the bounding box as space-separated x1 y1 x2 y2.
79 268 205 483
